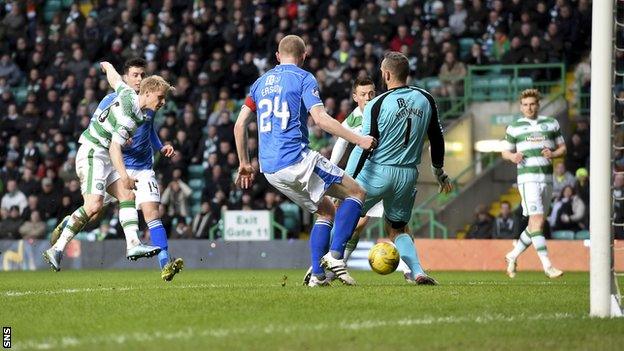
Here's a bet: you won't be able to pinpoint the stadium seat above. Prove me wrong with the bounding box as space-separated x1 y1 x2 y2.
188 178 204 190
11 87 28 105
489 76 511 100
188 165 204 178
46 218 58 234
425 78 441 90
280 202 301 234
551 230 575 240
575 230 590 240
470 77 489 101
191 203 201 215
514 77 534 91
459 38 475 59
191 191 202 202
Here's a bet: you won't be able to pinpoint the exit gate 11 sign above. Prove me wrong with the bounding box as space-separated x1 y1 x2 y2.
223 210 273 241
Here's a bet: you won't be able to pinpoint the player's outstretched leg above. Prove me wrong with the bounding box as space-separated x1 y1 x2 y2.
504 229 532 278
43 203 94 271
394 233 436 285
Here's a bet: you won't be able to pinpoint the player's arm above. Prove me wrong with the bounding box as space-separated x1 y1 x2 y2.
501 128 524 164
99 61 123 92
309 106 376 151
329 120 350 164
426 97 452 194
234 101 256 189
149 119 175 157
110 140 136 191
542 121 567 159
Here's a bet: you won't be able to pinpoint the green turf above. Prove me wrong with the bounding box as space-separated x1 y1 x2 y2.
1 270 623 350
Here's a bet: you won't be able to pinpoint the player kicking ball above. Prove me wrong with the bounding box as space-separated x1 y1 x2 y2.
502 89 565 279
234 35 376 287
50 59 183 281
43 62 173 273
345 52 452 285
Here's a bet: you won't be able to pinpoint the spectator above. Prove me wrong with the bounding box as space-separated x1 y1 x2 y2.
467 205 494 239
489 28 510 63
493 201 515 239
19 210 46 240
553 162 576 198
501 37 525 64
549 186 586 231
0 55 22 87
449 0 468 36
0 206 23 239
191 202 219 238
172 217 193 239
565 133 589 173
161 178 192 218
574 168 590 207
21 194 41 221
18 167 40 197
465 43 490 66
38 177 61 220
438 52 466 98
1 179 27 214
389 25 415 52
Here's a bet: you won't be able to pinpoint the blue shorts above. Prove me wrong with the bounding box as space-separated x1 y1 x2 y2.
354 162 419 226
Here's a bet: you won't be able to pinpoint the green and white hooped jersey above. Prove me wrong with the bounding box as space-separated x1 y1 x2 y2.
79 82 145 149
330 107 363 168
504 115 564 184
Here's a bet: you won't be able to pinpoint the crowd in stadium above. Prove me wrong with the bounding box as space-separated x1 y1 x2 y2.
0 0 596 240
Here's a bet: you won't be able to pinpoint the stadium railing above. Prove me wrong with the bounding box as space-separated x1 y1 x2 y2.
415 63 566 122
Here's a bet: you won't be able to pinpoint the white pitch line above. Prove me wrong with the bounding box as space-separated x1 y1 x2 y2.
14 313 580 350
1 283 271 298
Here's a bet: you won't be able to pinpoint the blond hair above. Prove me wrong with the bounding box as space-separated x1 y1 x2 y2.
140 75 174 94
519 88 541 102
278 35 306 58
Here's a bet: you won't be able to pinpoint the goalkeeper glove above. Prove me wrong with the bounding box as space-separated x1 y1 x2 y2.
432 166 453 194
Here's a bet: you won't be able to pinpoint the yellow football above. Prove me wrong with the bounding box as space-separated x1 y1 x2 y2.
368 242 400 275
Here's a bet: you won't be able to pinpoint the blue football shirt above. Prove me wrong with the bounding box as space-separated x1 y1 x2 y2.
248 64 323 173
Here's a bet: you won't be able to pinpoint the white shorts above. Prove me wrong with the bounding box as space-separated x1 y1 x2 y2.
519 182 553 216
127 169 160 207
76 144 120 197
264 150 344 213
366 201 384 218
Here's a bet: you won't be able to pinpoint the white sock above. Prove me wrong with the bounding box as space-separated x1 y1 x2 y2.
53 207 89 251
530 233 552 270
508 229 532 259
119 201 140 249
398 259 411 274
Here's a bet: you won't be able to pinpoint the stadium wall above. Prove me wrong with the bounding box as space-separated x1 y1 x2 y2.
2 239 622 272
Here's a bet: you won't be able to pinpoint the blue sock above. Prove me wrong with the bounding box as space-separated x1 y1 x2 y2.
310 219 332 276
148 219 170 269
330 197 363 259
394 233 424 278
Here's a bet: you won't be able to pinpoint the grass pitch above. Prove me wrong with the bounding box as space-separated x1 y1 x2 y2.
1 270 623 350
